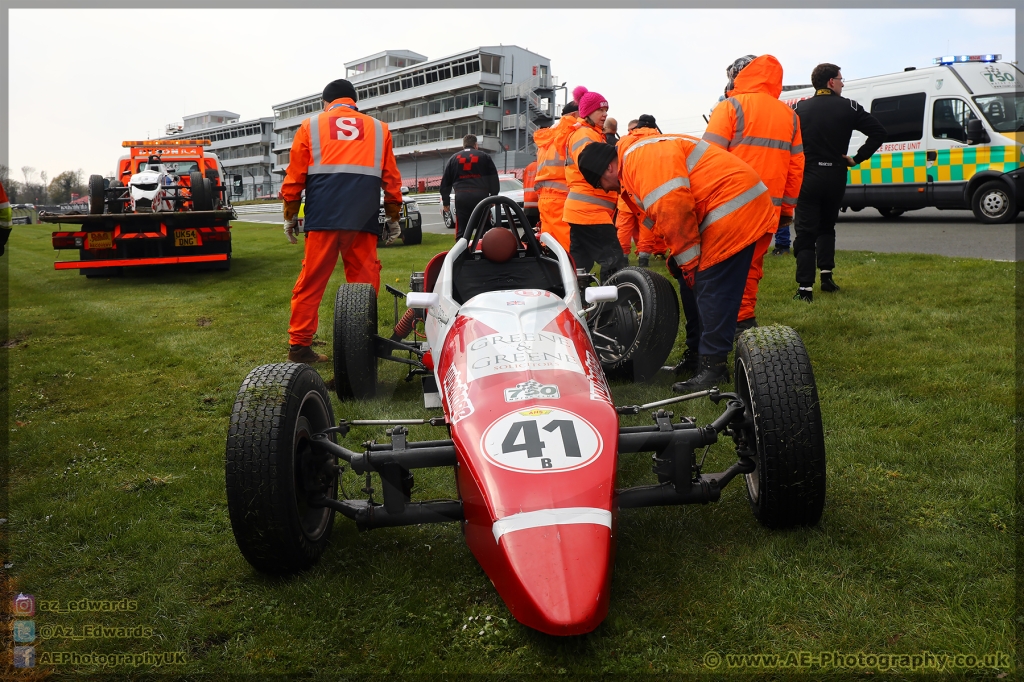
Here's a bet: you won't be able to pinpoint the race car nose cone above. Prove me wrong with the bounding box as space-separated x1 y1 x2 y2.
493 521 613 636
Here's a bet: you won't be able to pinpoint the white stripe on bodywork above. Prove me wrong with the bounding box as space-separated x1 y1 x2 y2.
492 507 612 543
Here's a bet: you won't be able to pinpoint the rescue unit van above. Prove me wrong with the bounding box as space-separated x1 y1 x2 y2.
782 55 1023 223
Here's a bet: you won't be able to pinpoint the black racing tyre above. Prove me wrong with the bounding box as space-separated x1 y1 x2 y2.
590 266 679 382
190 171 214 211
206 170 222 208
876 207 904 218
734 325 826 528
88 175 105 214
402 218 422 245
108 180 124 214
225 362 338 574
971 180 1017 224
333 283 378 400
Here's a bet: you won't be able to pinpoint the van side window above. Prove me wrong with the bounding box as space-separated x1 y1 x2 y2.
932 98 977 143
870 92 926 143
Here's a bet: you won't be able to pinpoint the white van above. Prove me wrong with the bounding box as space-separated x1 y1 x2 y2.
782 55 1022 223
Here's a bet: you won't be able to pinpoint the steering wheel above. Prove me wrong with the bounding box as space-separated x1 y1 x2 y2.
463 195 543 258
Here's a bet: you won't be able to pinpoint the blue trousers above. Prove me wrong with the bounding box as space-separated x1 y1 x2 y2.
692 242 755 357
774 224 791 249
673 274 701 352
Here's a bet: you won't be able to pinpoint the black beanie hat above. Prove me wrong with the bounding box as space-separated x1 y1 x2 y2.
635 114 660 131
561 100 579 116
578 143 618 188
323 78 357 103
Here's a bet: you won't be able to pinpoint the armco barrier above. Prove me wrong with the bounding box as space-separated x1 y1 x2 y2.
232 203 283 215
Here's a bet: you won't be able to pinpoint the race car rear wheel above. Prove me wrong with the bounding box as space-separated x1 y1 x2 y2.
225 362 338 574
590 267 679 382
333 283 378 400
88 175 105 214
107 180 124 214
190 171 214 211
734 325 826 528
206 170 222 208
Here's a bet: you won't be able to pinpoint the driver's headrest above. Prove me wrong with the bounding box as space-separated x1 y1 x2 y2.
480 227 518 263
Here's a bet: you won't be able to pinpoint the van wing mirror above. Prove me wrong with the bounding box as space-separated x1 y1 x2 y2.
966 119 990 145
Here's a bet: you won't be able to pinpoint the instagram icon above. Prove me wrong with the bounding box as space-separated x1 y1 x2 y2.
13 594 36 617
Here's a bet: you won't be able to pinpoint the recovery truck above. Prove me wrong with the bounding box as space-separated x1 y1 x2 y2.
42 139 235 276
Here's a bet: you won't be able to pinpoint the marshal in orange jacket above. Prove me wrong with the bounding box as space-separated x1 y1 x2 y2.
703 55 804 223
282 97 402 232
617 134 775 272
532 115 576 250
563 119 618 225
522 161 538 210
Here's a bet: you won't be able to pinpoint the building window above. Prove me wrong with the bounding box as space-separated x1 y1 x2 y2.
480 54 501 74
870 93 926 143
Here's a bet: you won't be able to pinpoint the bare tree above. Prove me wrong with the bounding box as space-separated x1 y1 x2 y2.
21 166 35 186
0 164 9 185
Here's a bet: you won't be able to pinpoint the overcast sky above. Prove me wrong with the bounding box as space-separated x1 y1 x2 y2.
8 8 1015 182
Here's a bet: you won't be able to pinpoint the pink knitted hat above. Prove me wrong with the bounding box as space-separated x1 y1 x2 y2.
572 85 589 103
578 91 609 120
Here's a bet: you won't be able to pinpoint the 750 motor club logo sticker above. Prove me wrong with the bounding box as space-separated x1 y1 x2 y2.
481 407 602 473
504 380 559 402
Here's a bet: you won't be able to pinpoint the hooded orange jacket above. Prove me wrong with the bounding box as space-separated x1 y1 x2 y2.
563 119 618 225
703 55 804 223
617 134 775 272
533 115 575 195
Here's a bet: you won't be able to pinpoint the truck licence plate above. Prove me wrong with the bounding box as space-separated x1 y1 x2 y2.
87 232 113 249
174 229 198 247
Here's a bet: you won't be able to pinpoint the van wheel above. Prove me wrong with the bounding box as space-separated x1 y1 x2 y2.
971 180 1017 224
876 207 904 218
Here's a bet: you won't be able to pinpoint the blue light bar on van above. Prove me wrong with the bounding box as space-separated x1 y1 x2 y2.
933 54 1001 65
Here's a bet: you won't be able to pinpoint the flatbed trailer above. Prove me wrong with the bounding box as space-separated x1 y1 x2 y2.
43 209 235 275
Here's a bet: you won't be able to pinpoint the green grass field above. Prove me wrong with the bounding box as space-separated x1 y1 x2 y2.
3 222 1015 677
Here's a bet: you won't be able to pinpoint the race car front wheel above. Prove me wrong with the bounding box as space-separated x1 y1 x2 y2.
88 175 105 214
333 283 378 400
190 171 214 211
226 362 338 574
734 325 826 528
590 267 679 382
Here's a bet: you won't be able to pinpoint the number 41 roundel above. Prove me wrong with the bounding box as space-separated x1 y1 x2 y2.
481 408 602 473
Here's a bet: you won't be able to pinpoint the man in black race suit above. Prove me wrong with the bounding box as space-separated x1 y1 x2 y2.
793 63 885 301
440 135 500 240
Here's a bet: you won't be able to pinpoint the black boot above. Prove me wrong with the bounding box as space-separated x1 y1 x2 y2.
672 347 699 376
820 271 840 292
672 354 729 392
637 253 650 268
793 287 813 303
734 316 758 346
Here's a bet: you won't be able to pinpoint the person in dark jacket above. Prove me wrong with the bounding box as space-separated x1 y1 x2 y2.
439 135 500 240
793 63 885 301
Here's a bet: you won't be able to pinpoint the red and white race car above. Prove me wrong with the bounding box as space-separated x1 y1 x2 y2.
226 197 826 636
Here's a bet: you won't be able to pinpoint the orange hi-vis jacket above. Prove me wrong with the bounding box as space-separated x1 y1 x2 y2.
617 133 775 272
282 97 402 233
615 129 666 254
533 116 576 249
703 55 804 224
563 119 618 225
522 161 538 210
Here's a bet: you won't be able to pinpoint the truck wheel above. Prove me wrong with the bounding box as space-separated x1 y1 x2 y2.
225 362 338 574
108 180 124 214
402 219 422 245
876 207 904 218
590 267 679 382
89 175 105 214
971 180 1017 224
190 171 214 211
734 325 826 528
333 283 378 400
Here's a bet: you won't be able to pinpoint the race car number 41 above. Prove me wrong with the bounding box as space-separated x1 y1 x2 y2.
481 408 602 473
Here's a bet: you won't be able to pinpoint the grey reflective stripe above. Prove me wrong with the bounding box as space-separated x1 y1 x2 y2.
782 195 799 205
727 98 745 148
735 136 791 150
771 196 783 206
638 176 689 211
536 180 568 191
309 114 322 166
642 217 654 229
538 156 562 168
673 244 701 265
702 131 730 148
571 137 592 153
699 181 768 232
791 144 804 155
307 114 384 178
567 192 616 210
622 135 679 160
686 139 710 173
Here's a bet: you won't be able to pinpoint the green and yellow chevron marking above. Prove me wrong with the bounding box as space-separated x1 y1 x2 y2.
848 145 1021 185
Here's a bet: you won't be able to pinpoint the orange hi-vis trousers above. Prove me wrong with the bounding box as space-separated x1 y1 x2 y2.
538 191 571 253
738 231 774 322
289 230 380 347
